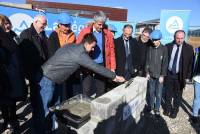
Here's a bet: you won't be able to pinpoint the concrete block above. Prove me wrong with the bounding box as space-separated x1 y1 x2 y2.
123 82 140 102
73 77 148 134
91 93 125 121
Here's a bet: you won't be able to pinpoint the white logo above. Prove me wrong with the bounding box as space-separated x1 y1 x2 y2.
166 16 183 34
9 13 33 35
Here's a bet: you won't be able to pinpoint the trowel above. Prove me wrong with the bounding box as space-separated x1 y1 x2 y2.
125 78 134 88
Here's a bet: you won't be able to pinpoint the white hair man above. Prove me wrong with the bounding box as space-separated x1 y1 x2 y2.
19 14 49 134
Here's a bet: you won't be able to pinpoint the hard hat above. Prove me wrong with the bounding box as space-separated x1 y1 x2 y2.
150 30 162 40
108 24 117 32
57 13 73 25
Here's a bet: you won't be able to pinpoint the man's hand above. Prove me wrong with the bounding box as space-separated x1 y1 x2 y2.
159 76 164 83
111 69 115 72
113 76 125 82
146 74 150 80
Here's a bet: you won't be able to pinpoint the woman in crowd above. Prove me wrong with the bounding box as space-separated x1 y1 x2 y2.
0 14 27 133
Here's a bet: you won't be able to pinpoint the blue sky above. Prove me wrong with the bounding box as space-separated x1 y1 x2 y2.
3 0 200 26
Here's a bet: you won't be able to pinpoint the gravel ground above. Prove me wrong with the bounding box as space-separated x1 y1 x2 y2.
143 84 200 134
0 84 199 134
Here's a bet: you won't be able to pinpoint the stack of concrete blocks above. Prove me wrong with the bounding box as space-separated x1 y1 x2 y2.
72 77 147 134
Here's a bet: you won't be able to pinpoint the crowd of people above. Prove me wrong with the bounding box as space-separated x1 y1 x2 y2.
0 10 200 134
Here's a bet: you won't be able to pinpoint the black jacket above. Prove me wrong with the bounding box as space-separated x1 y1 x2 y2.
42 44 116 84
114 36 134 77
0 29 27 103
132 37 152 77
145 44 168 78
47 31 60 57
0 28 13 95
166 41 194 89
19 24 49 81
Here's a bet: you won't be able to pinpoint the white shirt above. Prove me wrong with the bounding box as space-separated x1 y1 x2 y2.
168 44 183 73
193 75 200 83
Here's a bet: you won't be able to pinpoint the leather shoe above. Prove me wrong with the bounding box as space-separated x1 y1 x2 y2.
163 111 170 116
170 112 177 119
190 116 199 124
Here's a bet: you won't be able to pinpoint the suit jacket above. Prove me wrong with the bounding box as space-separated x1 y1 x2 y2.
166 41 194 89
114 36 134 77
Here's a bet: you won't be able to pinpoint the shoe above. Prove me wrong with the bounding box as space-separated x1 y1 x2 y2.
0 122 7 132
150 110 154 115
6 122 20 134
170 112 177 119
190 116 199 124
155 110 160 117
163 111 170 116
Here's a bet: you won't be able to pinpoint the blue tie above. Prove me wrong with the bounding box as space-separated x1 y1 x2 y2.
171 45 179 74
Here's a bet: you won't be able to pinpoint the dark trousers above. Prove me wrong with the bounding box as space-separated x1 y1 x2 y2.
29 82 46 134
82 74 105 98
1 102 17 125
65 72 82 100
164 72 183 114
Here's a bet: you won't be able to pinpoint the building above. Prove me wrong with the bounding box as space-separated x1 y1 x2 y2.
26 0 128 21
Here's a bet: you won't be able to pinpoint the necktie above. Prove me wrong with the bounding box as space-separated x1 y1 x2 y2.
125 40 129 57
171 45 179 74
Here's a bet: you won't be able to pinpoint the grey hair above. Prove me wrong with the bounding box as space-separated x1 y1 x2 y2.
33 14 46 23
93 11 107 22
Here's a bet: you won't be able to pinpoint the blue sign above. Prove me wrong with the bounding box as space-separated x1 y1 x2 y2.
160 10 191 45
0 5 135 38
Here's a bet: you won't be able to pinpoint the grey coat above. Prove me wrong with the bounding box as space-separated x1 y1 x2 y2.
42 44 116 84
145 44 168 78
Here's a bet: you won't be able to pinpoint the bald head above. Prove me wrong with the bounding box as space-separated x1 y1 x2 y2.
33 14 47 33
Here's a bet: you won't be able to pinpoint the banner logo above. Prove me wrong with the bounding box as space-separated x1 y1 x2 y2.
9 13 33 35
166 16 183 34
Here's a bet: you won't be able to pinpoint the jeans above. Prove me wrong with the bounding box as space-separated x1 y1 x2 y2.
39 76 63 131
193 81 200 117
147 77 163 111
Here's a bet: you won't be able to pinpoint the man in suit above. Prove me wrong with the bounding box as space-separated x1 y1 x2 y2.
163 30 194 118
115 24 134 80
132 27 152 77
